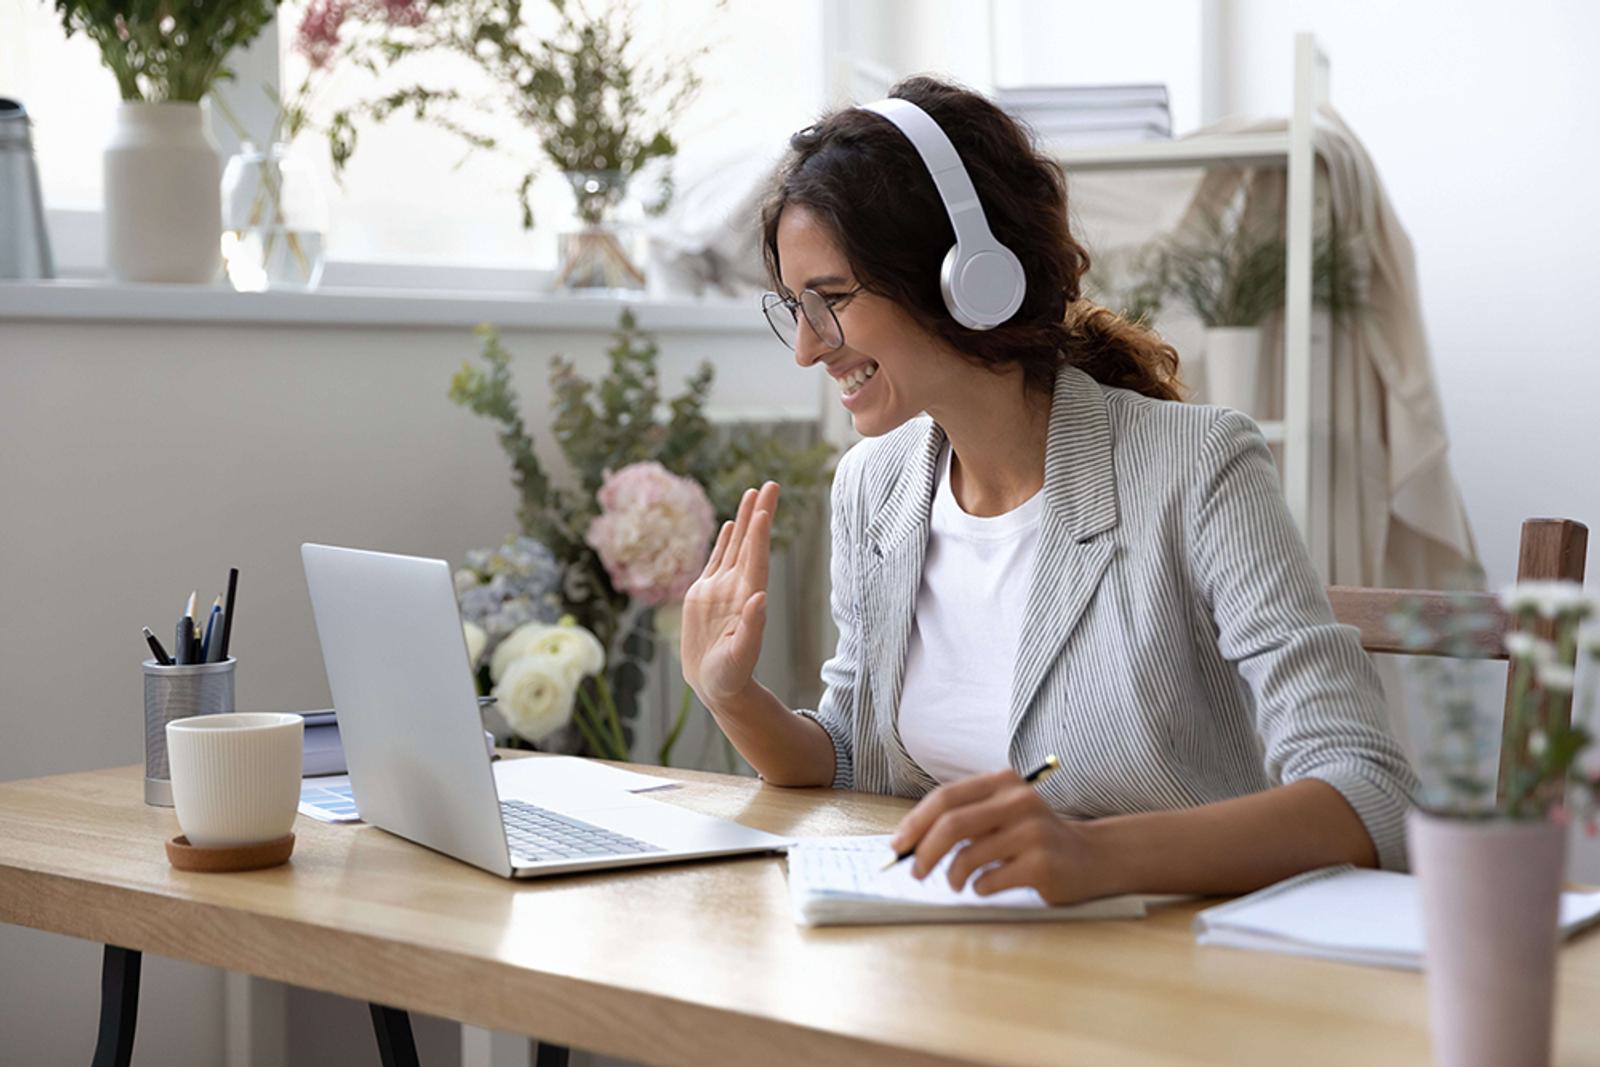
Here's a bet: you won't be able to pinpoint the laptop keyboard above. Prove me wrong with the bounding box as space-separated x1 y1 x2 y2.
500 799 662 865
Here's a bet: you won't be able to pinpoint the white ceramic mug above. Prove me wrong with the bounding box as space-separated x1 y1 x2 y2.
166 712 304 848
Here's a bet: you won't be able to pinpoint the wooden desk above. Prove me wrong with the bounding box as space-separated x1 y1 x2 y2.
3 759 1599 1067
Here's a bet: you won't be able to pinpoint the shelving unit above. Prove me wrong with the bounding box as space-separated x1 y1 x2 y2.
1053 33 1332 580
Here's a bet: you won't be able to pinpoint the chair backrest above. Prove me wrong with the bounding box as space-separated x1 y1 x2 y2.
1327 518 1588 799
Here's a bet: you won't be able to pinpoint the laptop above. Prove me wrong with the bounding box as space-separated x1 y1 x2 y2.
301 542 791 878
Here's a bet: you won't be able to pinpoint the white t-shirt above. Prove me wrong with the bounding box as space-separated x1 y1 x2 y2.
898 442 1045 784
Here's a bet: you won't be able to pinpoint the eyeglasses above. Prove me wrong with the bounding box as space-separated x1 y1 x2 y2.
761 285 864 351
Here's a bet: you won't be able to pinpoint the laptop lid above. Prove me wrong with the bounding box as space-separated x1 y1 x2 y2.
301 543 513 877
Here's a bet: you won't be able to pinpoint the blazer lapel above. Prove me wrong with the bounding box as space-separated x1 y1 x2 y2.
862 420 944 792
1007 366 1121 742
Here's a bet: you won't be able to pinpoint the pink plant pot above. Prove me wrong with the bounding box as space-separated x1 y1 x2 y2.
1407 809 1567 1067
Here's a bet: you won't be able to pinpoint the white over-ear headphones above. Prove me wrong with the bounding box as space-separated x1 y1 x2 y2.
858 97 1027 331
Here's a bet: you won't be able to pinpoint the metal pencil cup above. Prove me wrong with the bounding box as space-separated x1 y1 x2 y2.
144 657 236 806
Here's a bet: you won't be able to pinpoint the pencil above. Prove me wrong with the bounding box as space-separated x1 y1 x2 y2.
879 754 1060 872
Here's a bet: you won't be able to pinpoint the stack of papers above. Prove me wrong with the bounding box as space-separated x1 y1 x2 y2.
785 835 1150 927
1194 866 1600 970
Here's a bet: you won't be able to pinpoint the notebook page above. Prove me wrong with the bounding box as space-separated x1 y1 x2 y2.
1197 867 1424 956
787 834 1053 909
1194 865 1600 971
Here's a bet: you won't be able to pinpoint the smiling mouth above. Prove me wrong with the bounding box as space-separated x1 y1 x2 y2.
834 360 878 395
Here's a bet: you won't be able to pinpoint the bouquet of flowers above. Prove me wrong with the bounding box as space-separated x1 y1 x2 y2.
450 309 833 762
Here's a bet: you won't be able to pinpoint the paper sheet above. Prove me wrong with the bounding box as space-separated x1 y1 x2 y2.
1194 866 1600 971
299 775 360 823
785 835 1151 926
788 834 1053 909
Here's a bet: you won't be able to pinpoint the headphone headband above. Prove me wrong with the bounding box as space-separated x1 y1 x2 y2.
857 97 1026 330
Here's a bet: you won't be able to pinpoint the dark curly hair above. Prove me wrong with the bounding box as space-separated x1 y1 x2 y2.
760 75 1183 402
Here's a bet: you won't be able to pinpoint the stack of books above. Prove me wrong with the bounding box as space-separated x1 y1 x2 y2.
995 84 1172 148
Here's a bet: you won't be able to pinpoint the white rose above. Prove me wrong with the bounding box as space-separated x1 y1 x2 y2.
463 621 488 668
494 655 576 742
527 621 605 684
490 622 553 682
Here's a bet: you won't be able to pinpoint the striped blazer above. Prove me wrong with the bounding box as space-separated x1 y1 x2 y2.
798 363 1418 871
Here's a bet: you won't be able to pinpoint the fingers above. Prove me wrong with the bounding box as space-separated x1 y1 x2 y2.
944 818 1045 892
907 776 1036 880
970 852 1050 898
703 520 734 576
889 768 1020 854
740 509 774 593
720 488 758 575
730 481 780 575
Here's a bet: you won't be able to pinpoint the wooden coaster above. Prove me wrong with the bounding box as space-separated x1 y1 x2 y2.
166 833 295 872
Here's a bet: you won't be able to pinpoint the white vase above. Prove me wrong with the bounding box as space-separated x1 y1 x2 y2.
1407 810 1567 1067
1203 325 1266 417
104 102 222 284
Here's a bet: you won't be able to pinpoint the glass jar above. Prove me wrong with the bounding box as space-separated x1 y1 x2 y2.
220 141 328 292
555 169 648 292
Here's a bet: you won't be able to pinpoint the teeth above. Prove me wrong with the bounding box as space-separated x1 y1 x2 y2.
838 362 878 394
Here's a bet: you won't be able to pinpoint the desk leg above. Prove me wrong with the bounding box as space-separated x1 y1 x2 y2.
369 1003 422 1067
533 1042 569 1067
91 945 141 1067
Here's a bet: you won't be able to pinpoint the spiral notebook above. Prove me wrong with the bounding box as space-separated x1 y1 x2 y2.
1194 865 1600 971
785 835 1151 926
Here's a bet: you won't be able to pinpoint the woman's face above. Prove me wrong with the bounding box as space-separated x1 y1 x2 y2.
775 204 961 438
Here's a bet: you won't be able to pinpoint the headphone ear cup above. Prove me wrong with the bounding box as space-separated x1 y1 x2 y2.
940 243 1027 330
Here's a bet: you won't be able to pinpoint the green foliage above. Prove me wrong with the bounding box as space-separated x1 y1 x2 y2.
1157 206 1369 328
54 0 280 103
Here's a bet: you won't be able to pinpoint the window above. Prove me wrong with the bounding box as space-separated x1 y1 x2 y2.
2 0 827 276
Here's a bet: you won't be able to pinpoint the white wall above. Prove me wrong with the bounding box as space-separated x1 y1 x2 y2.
1223 0 1600 878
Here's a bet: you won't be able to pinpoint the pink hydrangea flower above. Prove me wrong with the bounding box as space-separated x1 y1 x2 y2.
586 462 716 606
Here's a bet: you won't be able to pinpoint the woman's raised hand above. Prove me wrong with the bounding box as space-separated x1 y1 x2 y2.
680 481 780 711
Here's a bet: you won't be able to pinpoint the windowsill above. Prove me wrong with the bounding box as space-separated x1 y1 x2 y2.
0 279 765 334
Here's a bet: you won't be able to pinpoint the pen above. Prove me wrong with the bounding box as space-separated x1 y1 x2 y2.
880 754 1061 872
218 567 239 660
201 598 222 662
143 626 172 666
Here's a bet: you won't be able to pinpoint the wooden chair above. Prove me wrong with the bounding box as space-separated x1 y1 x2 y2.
1327 518 1588 799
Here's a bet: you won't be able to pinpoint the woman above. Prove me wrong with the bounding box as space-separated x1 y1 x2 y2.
679 76 1417 905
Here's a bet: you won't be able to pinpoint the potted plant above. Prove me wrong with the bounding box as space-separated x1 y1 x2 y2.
1394 582 1600 1067
448 309 834 764
1159 204 1365 417
53 0 281 283
318 0 714 291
